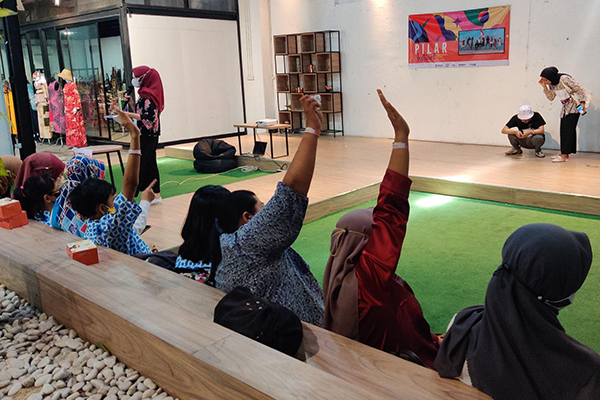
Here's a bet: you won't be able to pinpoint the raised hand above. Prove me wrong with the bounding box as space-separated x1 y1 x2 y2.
141 179 158 203
378 89 409 141
300 95 324 132
116 108 139 136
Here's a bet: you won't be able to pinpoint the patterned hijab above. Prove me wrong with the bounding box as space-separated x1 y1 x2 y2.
51 155 105 236
323 208 373 340
435 224 599 400
13 153 65 190
133 66 164 113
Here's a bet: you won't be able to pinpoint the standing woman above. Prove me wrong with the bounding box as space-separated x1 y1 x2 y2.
122 66 164 204
539 66 591 162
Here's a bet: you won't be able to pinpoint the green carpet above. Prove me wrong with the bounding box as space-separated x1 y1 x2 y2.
106 157 272 199
293 192 600 353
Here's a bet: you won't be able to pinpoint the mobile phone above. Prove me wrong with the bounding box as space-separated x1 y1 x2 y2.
577 105 587 115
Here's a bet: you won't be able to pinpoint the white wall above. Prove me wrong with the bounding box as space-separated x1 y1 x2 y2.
238 0 276 123
266 0 600 151
128 14 244 143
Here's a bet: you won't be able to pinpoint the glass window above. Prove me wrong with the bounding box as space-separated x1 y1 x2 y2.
124 0 185 7
44 29 62 78
58 29 73 72
27 31 45 75
190 0 236 12
21 36 33 82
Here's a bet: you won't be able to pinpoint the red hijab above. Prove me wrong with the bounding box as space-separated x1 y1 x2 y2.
13 153 65 190
133 66 165 113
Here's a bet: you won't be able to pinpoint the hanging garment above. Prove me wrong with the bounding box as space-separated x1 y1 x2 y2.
48 82 65 134
3 85 17 135
64 82 87 148
34 78 51 139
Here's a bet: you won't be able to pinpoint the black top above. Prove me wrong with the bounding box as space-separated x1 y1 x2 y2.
136 97 161 137
506 112 546 132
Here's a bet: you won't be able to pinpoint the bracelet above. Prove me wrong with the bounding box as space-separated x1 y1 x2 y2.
128 150 142 155
392 141 408 149
305 127 321 137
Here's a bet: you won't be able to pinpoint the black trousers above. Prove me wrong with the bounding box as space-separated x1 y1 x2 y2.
138 135 160 195
560 113 580 155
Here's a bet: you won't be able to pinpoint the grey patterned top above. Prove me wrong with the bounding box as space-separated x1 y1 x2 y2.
215 182 325 326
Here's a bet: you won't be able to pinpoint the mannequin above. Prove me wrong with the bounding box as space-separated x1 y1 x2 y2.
58 69 87 148
33 71 52 141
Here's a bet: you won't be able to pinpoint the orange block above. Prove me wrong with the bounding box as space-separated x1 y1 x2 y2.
0 198 23 220
0 211 29 230
66 240 99 266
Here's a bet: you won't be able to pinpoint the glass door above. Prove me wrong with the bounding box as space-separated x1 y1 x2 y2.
44 28 63 78
62 24 107 139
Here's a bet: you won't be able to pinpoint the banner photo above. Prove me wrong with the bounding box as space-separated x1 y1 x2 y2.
408 6 510 69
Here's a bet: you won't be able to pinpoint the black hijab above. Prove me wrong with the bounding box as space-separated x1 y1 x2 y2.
435 224 600 400
540 66 567 86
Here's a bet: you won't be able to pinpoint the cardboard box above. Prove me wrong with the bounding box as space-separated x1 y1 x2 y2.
0 198 23 220
66 240 99 266
0 211 29 230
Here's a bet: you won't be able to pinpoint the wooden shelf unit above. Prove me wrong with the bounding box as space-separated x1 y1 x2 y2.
273 30 343 136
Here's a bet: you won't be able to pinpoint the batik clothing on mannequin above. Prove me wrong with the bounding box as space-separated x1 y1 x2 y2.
59 69 87 148
33 72 52 140
48 81 65 135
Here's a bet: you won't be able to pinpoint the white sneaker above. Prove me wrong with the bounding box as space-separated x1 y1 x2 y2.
151 197 163 205
552 157 567 163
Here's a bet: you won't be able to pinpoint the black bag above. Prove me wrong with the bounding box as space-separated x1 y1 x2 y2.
193 139 237 173
214 286 303 356
133 251 178 271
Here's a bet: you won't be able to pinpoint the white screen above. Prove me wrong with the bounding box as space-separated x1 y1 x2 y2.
128 14 244 143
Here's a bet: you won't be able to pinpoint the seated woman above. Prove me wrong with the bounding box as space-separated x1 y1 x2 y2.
13 175 61 226
435 224 599 399
177 185 230 282
68 110 151 256
52 155 106 236
204 96 324 326
13 152 64 192
1 155 22 198
322 90 440 369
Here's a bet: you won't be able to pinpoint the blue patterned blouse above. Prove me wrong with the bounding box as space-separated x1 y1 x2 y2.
175 255 211 272
215 182 325 326
35 211 52 227
83 193 151 256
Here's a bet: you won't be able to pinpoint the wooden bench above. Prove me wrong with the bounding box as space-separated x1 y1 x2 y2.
0 222 490 400
73 145 125 185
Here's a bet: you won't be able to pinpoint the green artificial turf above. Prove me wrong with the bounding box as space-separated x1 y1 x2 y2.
293 192 600 353
106 157 272 199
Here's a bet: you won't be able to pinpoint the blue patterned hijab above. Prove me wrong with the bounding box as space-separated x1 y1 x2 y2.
51 155 105 236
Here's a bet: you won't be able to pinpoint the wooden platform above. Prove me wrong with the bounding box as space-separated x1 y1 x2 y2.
144 135 600 251
0 221 490 400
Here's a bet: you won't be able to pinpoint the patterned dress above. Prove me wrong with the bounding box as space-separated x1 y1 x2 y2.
35 81 51 139
48 82 65 134
83 193 151 256
64 82 87 147
215 182 325 326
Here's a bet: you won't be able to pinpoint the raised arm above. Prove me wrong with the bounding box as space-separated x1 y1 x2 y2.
282 96 323 196
116 109 141 201
539 79 556 101
354 90 413 302
378 89 409 177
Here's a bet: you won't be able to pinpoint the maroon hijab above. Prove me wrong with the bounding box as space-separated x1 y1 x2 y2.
133 66 165 113
13 153 65 190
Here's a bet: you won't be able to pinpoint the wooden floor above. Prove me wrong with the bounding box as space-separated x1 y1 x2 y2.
143 135 600 250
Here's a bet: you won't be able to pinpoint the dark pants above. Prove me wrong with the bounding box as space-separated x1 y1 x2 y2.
560 113 580 155
508 134 545 152
138 135 160 195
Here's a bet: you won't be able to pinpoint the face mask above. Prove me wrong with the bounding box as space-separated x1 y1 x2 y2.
131 78 141 88
539 292 576 311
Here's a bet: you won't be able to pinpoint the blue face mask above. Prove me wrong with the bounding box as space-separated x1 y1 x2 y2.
540 292 576 311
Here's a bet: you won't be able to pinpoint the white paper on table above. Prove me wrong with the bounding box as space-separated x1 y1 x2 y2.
73 148 93 158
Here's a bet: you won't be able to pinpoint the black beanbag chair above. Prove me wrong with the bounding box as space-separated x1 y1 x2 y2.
193 139 237 173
